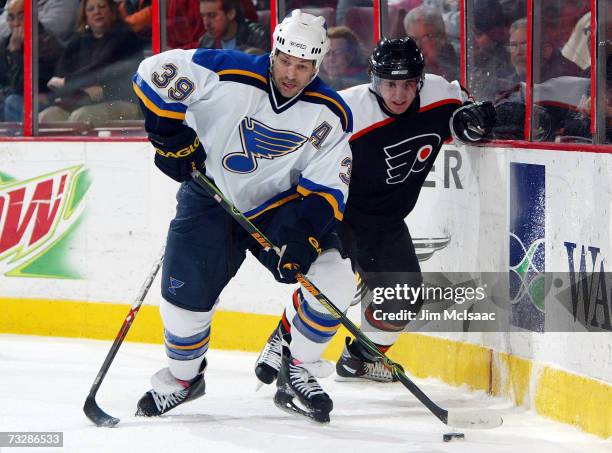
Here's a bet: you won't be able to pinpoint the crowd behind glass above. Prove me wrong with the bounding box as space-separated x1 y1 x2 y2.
1 0 609 143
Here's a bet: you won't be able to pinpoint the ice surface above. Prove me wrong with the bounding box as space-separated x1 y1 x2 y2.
0 335 609 453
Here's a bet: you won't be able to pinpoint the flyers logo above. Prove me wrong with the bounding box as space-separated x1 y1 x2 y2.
384 134 441 185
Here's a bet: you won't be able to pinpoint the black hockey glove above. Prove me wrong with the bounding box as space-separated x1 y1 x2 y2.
450 101 496 143
260 226 322 284
149 127 206 182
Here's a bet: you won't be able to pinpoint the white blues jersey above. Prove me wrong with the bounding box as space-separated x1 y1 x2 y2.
133 49 353 222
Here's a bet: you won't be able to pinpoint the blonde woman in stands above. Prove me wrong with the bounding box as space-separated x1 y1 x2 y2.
39 0 143 128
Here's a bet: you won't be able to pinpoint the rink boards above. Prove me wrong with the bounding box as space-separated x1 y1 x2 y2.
0 140 610 438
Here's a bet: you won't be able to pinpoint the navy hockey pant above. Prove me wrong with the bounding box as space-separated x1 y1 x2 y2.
161 180 340 312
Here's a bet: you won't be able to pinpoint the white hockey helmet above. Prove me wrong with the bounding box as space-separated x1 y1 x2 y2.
272 9 330 70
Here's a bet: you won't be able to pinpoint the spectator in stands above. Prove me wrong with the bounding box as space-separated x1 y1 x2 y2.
118 0 257 48
561 4 612 72
563 54 612 143
236 0 258 23
494 17 586 142
498 0 525 24
467 0 513 101
403 5 458 82
118 0 210 50
166 0 205 49
118 0 152 42
423 0 460 54
551 0 589 50
119 0 203 49
505 18 582 86
0 0 79 43
198 0 269 51
424 0 462 53
38 0 143 127
539 25 585 82
320 26 368 90
561 12 591 72
0 0 62 122
335 0 371 28
504 18 527 85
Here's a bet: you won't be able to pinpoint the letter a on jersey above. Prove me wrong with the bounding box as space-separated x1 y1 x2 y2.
223 118 308 174
384 133 441 185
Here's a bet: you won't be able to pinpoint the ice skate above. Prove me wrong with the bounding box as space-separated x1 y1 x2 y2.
335 337 399 383
254 321 289 386
274 344 333 423
136 359 206 416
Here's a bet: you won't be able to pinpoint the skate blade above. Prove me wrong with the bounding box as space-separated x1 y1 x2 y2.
273 392 330 424
135 404 165 417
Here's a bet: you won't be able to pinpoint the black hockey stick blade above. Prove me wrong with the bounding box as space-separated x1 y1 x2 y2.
84 394 120 427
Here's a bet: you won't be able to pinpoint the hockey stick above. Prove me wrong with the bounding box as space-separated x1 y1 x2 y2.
191 170 502 430
83 245 165 427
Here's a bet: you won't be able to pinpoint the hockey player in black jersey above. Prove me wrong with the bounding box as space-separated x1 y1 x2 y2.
256 37 496 385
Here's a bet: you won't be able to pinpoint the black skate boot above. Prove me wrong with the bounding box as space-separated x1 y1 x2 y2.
274 344 333 423
335 337 401 383
255 320 290 386
136 359 206 416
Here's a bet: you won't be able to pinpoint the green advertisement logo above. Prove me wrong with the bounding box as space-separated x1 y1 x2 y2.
0 166 90 279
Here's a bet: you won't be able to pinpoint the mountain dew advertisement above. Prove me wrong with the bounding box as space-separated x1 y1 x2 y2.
0 166 90 279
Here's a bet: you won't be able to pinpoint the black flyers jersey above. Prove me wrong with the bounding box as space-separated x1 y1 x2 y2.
340 75 464 231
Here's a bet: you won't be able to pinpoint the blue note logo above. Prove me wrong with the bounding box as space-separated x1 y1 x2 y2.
168 277 185 295
223 118 308 174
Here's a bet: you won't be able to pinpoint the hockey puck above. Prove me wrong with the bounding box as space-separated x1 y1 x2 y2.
443 432 465 442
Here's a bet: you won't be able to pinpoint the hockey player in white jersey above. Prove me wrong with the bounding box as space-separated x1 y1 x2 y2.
255 37 495 384
132 10 355 423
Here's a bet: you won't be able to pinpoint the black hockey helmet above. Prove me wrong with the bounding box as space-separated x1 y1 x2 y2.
369 37 425 82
